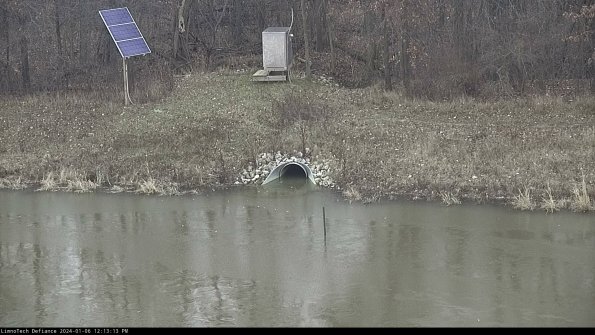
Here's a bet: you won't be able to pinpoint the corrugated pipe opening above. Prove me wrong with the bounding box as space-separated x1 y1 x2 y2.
280 163 307 179
262 162 316 185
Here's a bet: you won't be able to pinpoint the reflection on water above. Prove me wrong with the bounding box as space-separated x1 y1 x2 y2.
0 188 594 327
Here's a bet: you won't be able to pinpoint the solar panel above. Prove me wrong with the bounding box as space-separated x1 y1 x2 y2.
99 7 151 58
100 8 133 26
110 23 142 41
117 39 151 58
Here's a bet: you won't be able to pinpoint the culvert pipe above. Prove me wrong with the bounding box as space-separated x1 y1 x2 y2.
262 162 316 185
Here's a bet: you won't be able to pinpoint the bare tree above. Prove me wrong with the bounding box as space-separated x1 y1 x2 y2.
190 0 230 70
0 0 592 98
363 7 377 76
173 0 194 64
591 6 595 93
78 0 89 67
400 0 411 90
328 7 335 73
381 1 392 90
230 0 244 45
53 0 65 89
564 2 595 93
0 0 9 92
312 0 328 51
301 0 311 80
17 10 30 92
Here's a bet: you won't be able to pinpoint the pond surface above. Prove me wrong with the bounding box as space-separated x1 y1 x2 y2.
1 182 594 327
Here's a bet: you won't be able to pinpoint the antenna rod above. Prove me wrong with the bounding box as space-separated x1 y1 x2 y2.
289 8 294 32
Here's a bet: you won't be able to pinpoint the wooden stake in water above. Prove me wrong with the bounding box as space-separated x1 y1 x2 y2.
323 206 327 240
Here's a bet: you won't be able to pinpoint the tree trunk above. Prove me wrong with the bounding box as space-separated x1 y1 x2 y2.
328 13 335 74
591 52 594 94
173 0 194 61
256 0 266 34
231 0 244 45
20 36 30 91
465 2 475 63
454 0 465 63
301 0 311 81
590 7 595 94
382 3 392 91
453 0 477 64
172 5 180 59
100 0 118 64
275 0 282 26
401 35 410 90
78 0 88 67
0 1 8 92
401 2 411 90
364 9 377 74
101 32 113 64
54 0 65 89
313 0 327 51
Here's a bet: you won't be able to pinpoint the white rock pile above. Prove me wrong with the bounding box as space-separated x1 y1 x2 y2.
235 150 336 187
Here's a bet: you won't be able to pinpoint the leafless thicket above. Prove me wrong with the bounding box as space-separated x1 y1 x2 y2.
0 0 593 100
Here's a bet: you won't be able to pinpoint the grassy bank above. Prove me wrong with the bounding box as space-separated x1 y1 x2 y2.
0 70 594 213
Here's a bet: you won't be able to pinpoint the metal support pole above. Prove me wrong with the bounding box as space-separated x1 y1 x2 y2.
123 58 130 106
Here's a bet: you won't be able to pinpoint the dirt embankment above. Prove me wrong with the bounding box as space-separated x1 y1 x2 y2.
0 71 594 213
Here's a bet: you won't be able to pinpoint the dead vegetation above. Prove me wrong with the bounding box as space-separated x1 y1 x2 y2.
0 72 593 213
571 177 594 212
440 191 462 206
512 187 536 211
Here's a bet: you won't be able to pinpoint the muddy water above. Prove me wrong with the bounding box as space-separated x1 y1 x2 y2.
0 183 594 327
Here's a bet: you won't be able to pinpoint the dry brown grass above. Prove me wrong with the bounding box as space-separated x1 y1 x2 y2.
66 179 97 193
512 187 536 211
571 178 594 212
136 177 163 195
0 176 26 190
342 185 362 203
540 185 560 214
440 191 462 206
0 72 593 213
38 172 56 191
108 185 125 193
58 168 80 185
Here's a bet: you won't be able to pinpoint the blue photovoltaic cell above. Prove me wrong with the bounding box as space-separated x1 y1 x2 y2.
110 23 142 42
117 39 151 58
100 8 133 26
99 7 151 58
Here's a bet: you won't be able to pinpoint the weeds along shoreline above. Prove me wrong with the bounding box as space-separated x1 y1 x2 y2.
0 71 593 214
0 168 593 214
